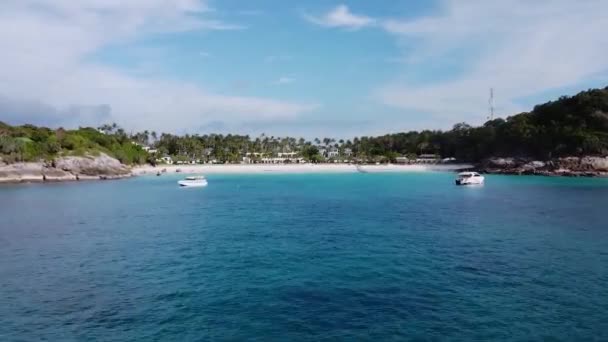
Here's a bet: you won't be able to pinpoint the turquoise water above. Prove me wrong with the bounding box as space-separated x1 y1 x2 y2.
1 172 608 341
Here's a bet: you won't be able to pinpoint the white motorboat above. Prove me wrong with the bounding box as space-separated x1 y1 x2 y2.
178 175 208 187
455 172 484 185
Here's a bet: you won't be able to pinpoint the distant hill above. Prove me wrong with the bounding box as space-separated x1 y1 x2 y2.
467 86 608 160
353 87 608 162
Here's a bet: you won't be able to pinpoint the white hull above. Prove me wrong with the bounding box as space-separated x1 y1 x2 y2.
178 179 208 187
455 178 484 185
455 172 485 185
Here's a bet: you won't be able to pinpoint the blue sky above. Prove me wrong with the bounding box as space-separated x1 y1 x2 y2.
1 0 607 138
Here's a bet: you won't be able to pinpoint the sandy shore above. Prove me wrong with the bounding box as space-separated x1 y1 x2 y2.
0 162 472 184
132 163 472 175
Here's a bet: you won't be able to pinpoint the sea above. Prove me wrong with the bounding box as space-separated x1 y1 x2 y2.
1 172 607 341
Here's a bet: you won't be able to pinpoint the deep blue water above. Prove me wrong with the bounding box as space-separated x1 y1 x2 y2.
1 172 608 341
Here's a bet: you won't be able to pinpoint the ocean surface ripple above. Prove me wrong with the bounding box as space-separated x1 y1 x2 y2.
1 173 608 341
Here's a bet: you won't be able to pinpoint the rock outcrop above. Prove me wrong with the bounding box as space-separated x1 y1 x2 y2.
54 153 130 176
480 156 608 177
0 153 132 183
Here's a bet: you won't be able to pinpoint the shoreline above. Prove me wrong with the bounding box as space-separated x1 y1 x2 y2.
131 163 473 175
2 161 608 184
0 163 473 184
480 169 608 178
479 157 608 178
0 173 134 184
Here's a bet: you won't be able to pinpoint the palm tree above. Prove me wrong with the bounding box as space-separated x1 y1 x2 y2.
97 124 112 134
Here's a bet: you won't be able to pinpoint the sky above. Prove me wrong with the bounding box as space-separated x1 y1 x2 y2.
1 0 608 138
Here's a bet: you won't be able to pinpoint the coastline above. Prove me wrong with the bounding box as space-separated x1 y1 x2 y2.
0 163 473 184
131 163 473 175
0 170 133 184
4 156 608 184
0 153 132 184
478 157 608 178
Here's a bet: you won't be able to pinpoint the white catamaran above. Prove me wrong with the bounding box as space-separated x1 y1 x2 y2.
178 175 208 187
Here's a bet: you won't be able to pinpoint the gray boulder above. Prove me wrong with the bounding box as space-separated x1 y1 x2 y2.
55 153 130 176
521 161 546 171
486 158 517 168
580 156 608 172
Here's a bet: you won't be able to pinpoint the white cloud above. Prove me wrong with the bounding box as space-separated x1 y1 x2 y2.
0 0 312 132
376 0 608 124
304 4 375 30
274 77 295 85
199 51 211 57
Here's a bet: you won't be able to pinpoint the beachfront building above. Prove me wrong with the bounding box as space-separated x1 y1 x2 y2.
243 152 266 164
278 152 298 158
343 148 353 157
416 154 440 163
246 152 265 157
260 153 305 164
327 147 339 158
395 156 409 164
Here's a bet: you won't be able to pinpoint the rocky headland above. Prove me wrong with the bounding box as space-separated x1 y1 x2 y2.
479 156 608 177
0 153 132 183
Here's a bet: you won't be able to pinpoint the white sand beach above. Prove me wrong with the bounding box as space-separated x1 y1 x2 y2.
0 162 472 184
132 163 472 175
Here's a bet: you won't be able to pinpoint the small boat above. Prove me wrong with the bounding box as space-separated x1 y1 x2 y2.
455 172 484 185
178 175 208 187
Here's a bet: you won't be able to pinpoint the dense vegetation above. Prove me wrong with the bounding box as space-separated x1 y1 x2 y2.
149 87 608 162
0 122 148 164
2 87 608 165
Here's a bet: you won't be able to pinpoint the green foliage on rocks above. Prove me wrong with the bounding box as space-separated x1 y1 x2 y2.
0 123 147 164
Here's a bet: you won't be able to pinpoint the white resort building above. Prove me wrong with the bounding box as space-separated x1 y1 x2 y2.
327 147 339 158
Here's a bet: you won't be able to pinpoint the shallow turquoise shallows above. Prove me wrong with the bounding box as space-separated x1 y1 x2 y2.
1 172 608 341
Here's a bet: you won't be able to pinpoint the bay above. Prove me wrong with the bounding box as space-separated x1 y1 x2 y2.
1 172 607 341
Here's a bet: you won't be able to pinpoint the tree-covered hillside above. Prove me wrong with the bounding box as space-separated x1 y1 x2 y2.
342 87 608 161
0 123 148 164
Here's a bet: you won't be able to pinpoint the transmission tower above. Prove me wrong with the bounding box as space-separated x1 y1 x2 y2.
488 88 495 121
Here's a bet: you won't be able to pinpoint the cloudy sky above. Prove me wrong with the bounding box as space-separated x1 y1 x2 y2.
1 0 607 137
